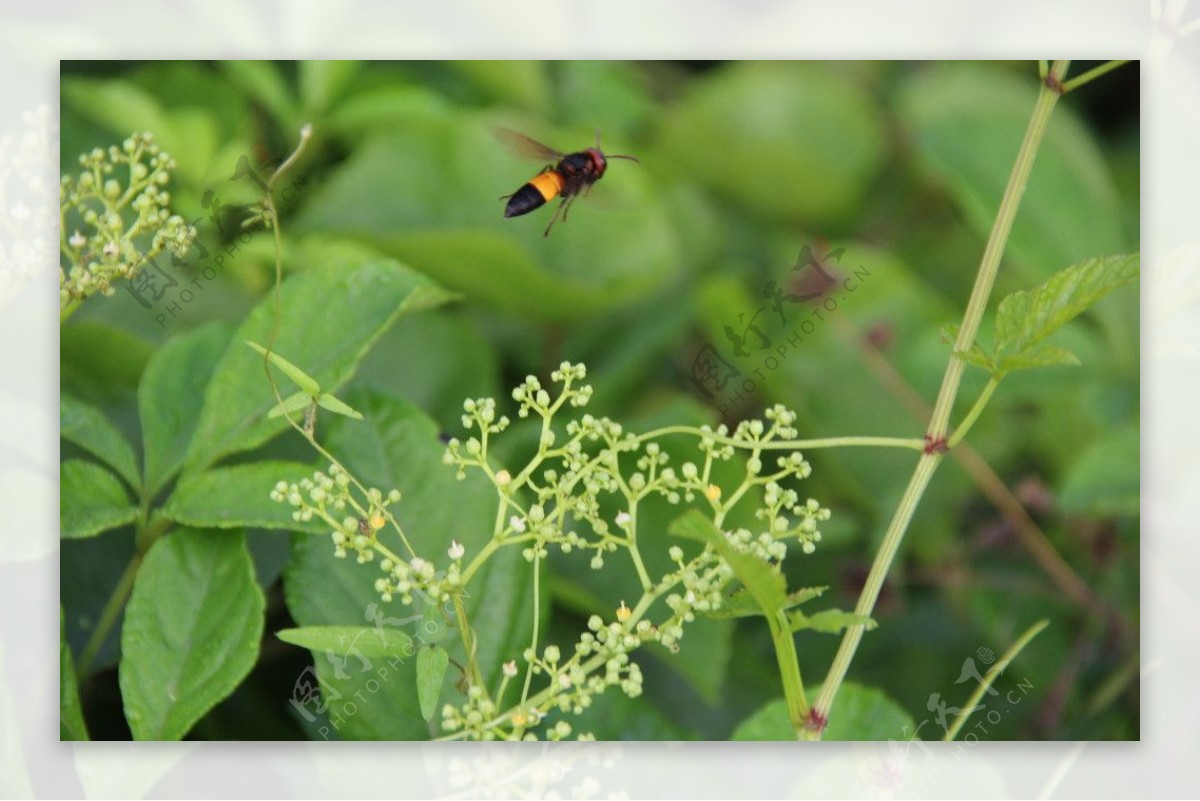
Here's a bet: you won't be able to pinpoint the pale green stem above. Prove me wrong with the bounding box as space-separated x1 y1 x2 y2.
625 510 653 591
452 593 484 689
1060 60 1129 93
77 553 141 678
943 619 1049 741
808 61 1070 736
633 427 926 452
518 552 542 708
948 376 1000 449
60 298 83 323
769 610 810 735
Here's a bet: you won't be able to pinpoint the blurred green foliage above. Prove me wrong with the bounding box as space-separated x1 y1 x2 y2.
60 60 1139 741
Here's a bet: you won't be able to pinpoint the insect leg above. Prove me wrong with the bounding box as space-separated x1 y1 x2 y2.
561 193 578 222
543 195 573 238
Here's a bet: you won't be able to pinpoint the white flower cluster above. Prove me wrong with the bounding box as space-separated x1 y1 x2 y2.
59 131 195 309
274 363 834 743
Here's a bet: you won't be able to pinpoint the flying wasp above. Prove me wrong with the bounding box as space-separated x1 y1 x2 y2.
496 127 639 237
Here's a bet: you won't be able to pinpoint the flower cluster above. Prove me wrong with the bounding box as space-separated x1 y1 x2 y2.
433 365 834 739
59 132 195 310
274 362 833 742
439 609 647 741
271 462 471 610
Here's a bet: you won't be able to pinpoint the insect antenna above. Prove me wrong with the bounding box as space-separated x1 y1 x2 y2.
596 128 640 163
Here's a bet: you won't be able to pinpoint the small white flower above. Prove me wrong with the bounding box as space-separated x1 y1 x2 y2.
615 511 631 527
503 660 518 678
68 230 86 249
102 240 119 258
495 469 512 486
510 515 527 533
558 673 573 689
448 540 465 560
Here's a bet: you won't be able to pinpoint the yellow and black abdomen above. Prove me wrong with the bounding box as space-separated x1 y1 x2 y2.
504 170 565 218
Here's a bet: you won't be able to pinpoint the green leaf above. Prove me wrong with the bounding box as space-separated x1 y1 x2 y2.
277 626 414 658
940 323 994 371
995 343 1081 373
732 682 915 741
61 321 152 404
244 340 322 395
316 393 364 420
61 78 172 158
281 392 534 739
669 509 787 615
119 529 265 740
138 323 231 498
60 395 140 491
182 259 451 476
899 63 1127 281
60 460 138 540
995 254 1140 360
789 608 877 634
162 461 326 533
299 60 361 114
418 602 450 646
415 646 450 722
281 535 430 740
656 62 887 224
218 61 299 133
266 391 313 420
350 309 499 431
730 698 793 740
354 229 669 323
445 61 550 109
1058 423 1139 517
60 77 217 185
705 586 827 619
60 608 89 740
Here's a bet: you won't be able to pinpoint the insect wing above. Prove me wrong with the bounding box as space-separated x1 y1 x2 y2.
493 127 565 162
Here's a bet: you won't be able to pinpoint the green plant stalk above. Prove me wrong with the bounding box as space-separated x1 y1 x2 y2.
807 61 1070 737
438 575 675 741
452 593 485 689
518 552 543 709
635 427 926 452
1061 60 1129 93
769 610 810 734
948 376 1000 449
943 618 1049 741
76 508 172 679
60 297 83 323
77 553 142 678
256 126 420 561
